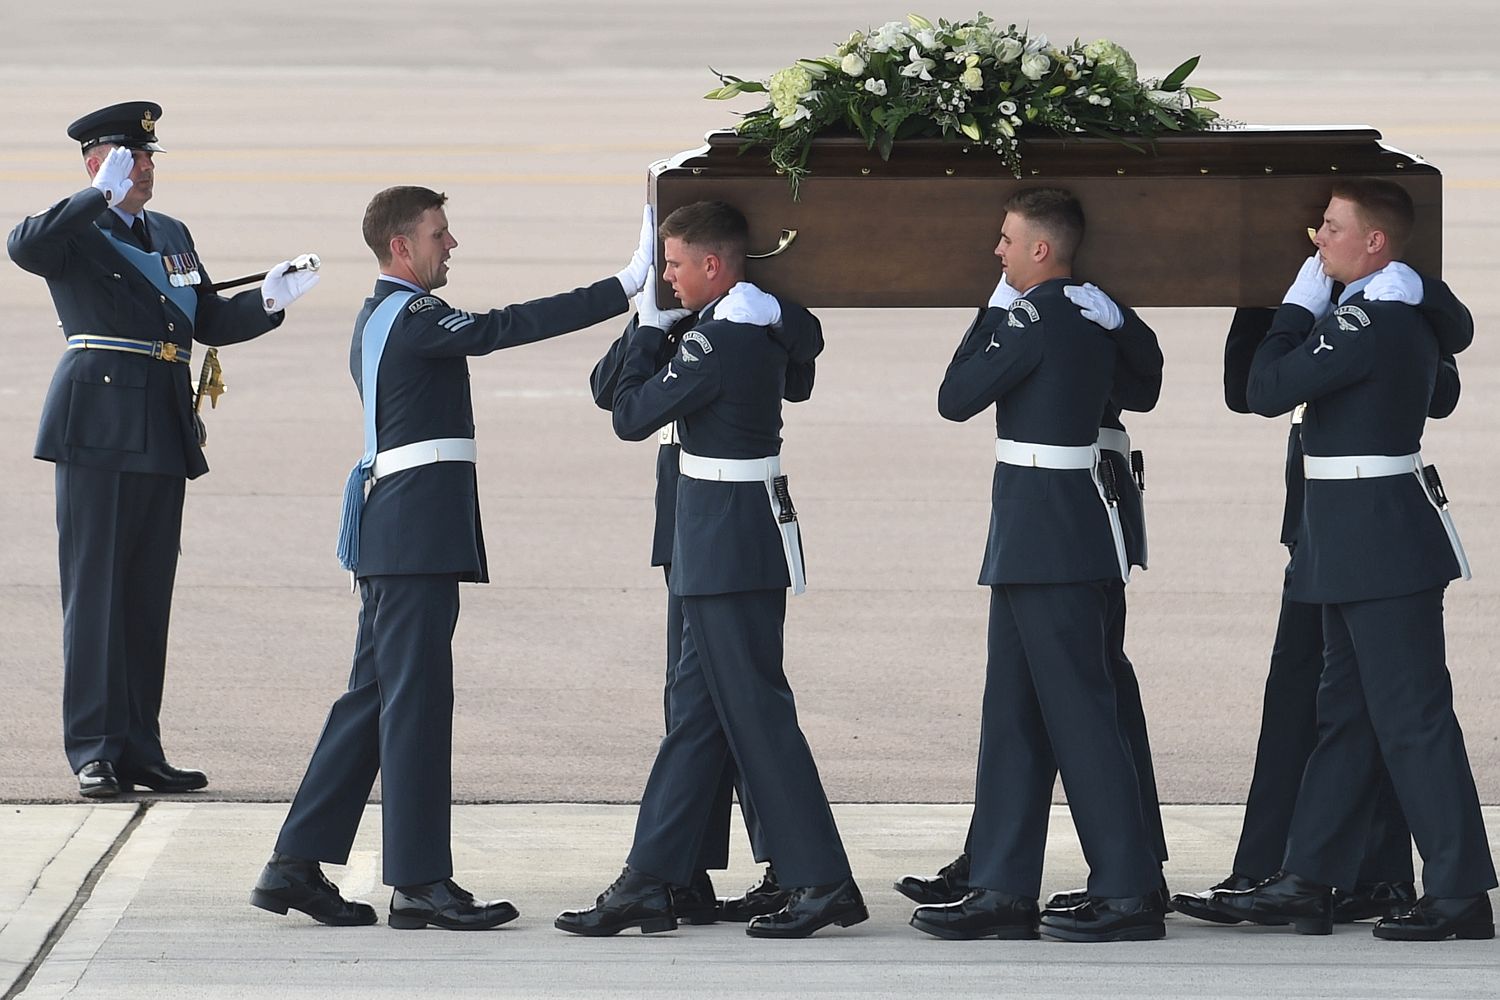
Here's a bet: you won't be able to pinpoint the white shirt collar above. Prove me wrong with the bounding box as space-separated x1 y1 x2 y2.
378 273 427 294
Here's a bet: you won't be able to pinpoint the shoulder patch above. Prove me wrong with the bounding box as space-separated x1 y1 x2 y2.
407 295 444 314
682 330 714 355
1334 304 1371 332
1007 299 1041 327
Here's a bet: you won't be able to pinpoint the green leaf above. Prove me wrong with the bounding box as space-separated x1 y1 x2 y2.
907 13 935 30
703 80 766 100
871 106 887 126
960 119 983 141
1160 55 1200 91
1151 108 1184 130
1185 86 1220 102
1026 106 1039 121
1048 85 1067 97
876 129 895 161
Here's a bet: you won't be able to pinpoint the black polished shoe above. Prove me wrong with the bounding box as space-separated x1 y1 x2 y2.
893 853 970 905
77 760 120 799
1373 894 1494 941
719 865 791 922
1039 895 1166 942
250 852 378 926
1205 870 1332 934
555 866 677 936
389 878 518 930
1170 873 1263 924
746 876 868 939
911 888 1039 940
672 869 719 925
117 760 208 793
1049 876 1172 915
1333 880 1417 923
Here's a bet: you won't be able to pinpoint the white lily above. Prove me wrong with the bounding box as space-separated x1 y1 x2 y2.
901 46 936 81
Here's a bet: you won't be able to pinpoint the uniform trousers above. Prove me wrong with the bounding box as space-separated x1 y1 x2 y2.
1283 586 1496 896
963 583 1168 866
1233 575 1412 883
55 463 184 772
628 588 849 888
275 573 459 887
664 569 768 872
968 581 1160 899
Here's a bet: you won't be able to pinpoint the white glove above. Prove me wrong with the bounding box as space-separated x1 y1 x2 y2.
91 146 135 206
260 258 321 313
615 205 655 297
716 281 782 326
1363 261 1423 305
634 266 692 331
1282 255 1334 321
988 274 1020 310
1063 282 1124 331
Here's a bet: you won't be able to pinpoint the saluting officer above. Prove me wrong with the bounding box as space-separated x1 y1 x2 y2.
1173 275 1469 926
895 281 1171 913
1205 179 1495 941
557 201 866 940
251 186 641 929
589 276 819 923
909 188 1163 944
7 102 318 799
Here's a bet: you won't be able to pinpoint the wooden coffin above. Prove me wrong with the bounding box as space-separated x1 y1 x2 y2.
649 127 1441 308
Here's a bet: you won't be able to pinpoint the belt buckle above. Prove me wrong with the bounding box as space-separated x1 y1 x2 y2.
153 341 178 362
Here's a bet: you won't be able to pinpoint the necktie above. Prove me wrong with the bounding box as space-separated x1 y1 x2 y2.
131 216 151 252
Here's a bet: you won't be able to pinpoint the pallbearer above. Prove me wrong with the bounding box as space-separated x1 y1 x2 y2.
910 188 1164 943
1206 180 1495 941
7 102 318 800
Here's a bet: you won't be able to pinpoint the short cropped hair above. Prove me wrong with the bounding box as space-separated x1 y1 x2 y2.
1331 179 1415 255
658 201 749 262
363 186 448 265
1004 187 1086 263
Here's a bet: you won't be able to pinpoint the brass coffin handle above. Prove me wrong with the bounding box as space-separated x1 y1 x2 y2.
747 229 798 259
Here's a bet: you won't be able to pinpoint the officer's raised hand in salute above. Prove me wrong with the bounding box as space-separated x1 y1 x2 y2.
7 102 317 801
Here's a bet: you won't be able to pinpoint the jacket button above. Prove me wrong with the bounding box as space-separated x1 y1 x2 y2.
112 273 122 280
167 323 175 332
103 375 112 384
159 295 166 303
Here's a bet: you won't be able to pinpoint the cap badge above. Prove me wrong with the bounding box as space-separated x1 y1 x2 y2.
141 110 156 134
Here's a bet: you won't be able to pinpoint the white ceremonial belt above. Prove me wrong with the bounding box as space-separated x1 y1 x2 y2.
994 438 1096 470
678 449 804 596
372 437 477 482
679 452 781 481
657 423 680 446
1095 427 1131 457
1303 453 1418 480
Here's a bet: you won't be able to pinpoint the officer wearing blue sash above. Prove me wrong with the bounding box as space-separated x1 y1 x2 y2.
1205 180 1495 941
1173 277 1469 926
7 102 317 799
910 188 1163 944
252 185 638 929
558 201 866 940
589 281 819 923
895 286 1171 914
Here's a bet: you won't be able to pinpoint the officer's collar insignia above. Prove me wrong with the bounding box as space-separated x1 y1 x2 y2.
141 110 156 134
162 251 202 287
1008 299 1041 324
1334 304 1371 329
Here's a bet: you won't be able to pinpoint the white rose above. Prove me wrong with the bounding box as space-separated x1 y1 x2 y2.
1020 52 1051 80
994 37 1023 63
841 52 866 76
960 66 983 91
913 28 937 50
864 78 888 96
1063 61 1080 80
1025 33 1049 54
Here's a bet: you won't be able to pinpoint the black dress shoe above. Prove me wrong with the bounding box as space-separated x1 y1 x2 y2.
910 888 1039 940
389 878 518 930
1205 870 1332 935
1373 894 1494 941
117 760 208 793
1171 873 1264 924
250 853 378 926
1038 895 1166 942
1049 876 1172 915
719 865 790 922
555 866 677 936
893 853 970 905
672 869 719 925
746 876 868 939
1333 880 1417 923
77 760 120 799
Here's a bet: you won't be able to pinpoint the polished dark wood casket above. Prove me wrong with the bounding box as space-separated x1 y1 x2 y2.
649 127 1440 308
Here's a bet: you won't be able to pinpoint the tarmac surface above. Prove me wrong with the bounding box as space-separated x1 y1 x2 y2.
2 1 1499 995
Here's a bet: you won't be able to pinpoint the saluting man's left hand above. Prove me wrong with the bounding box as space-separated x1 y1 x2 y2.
1363 261 1424 305
1063 282 1123 331
261 256 321 314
